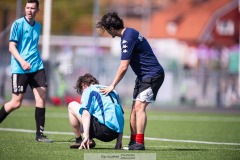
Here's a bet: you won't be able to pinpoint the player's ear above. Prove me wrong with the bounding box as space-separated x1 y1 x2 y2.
109 27 114 31
82 84 88 90
36 7 40 13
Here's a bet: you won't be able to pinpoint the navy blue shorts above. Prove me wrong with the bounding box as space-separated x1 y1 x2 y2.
133 72 165 102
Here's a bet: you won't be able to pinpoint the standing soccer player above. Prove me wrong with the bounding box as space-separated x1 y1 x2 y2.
96 12 165 150
0 0 52 142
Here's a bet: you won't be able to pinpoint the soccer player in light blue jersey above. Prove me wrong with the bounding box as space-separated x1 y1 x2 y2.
97 12 165 150
0 0 52 142
68 73 124 149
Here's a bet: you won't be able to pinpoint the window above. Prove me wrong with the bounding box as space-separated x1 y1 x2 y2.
216 19 235 36
166 21 178 35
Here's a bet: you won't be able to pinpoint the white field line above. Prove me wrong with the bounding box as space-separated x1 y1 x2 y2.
94 143 240 151
0 127 240 146
9 113 240 122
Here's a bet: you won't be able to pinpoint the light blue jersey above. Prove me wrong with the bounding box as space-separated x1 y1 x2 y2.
9 16 44 74
79 85 124 133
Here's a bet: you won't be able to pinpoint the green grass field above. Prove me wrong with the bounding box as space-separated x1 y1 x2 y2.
0 105 240 160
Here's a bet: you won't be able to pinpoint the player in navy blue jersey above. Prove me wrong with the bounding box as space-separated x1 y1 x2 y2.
0 0 52 142
68 73 124 149
97 12 165 150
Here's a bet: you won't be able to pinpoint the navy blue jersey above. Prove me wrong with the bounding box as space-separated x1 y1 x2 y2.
121 28 164 80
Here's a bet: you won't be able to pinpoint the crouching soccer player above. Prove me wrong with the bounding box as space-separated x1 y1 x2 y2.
68 73 124 149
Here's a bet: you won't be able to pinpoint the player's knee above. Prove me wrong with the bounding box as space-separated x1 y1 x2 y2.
68 101 79 109
68 102 74 110
11 101 22 110
134 103 141 111
35 100 45 107
35 96 46 104
68 101 81 115
134 104 146 113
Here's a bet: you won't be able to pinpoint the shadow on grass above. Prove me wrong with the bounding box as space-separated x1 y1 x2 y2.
52 140 73 143
80 148 117 150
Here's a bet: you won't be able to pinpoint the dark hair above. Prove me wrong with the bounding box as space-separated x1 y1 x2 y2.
26 0 39 9
74 73 99 95
96 12 124 31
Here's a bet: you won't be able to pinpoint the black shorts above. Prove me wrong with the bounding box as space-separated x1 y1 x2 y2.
89 116 119 142
12 69 48 93
133 72 165 102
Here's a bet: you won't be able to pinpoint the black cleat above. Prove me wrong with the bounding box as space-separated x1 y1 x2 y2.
128 141 145 150
36 134 53 143
128 140 136 146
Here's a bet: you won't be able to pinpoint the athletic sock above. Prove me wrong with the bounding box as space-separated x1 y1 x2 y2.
136 134 144 144
35 107 45 135
130 134 136 141
0 105 9 123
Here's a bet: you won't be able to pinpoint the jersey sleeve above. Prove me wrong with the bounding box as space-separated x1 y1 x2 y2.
121 37 137 60
79 88 91 115
9 21 21 43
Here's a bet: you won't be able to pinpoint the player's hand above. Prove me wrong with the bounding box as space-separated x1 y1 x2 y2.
100 85 114 95
79 138 90 150
21 61 31 70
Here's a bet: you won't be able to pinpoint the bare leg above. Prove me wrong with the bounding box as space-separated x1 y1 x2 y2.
33 87 46 108
130 101 136 135
134 100 149 134
0 93 23 123
68 101 83 138
4 93 24 112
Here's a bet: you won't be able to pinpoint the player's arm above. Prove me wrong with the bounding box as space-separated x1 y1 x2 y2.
79 109 91 149
100 60 130 95
115 133 123 149
9 41 31 70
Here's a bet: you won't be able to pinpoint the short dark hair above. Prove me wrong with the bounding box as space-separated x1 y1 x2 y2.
26 0 39 9
74 73 99 95
96 12 124 31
